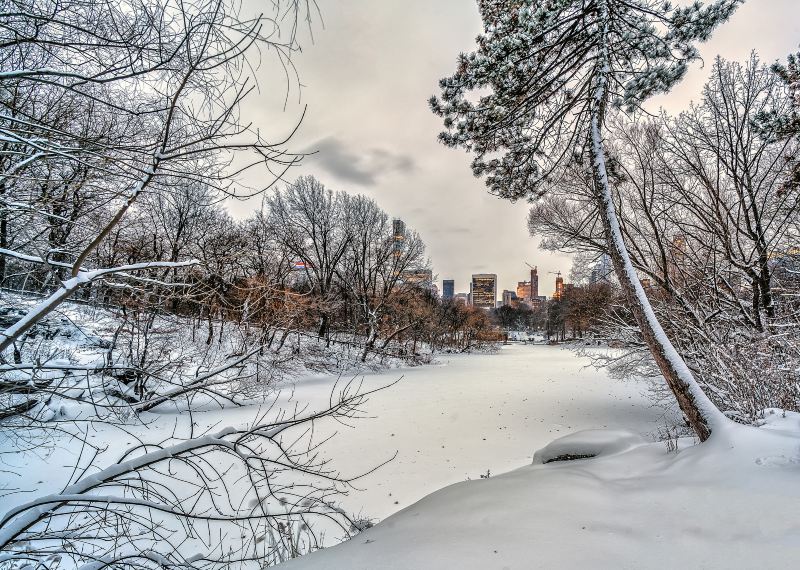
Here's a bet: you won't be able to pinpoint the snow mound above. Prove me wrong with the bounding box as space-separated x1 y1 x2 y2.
531 429 646 464
283 416 800 570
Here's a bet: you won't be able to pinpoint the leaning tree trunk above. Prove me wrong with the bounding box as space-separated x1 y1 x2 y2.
589 112 726 441
589 11 726 441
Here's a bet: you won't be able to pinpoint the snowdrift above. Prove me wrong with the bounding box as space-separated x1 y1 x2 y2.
283 411 800 569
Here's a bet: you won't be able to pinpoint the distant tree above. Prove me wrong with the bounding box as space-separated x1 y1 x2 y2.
563 283 613 338
492 304 534 331
529 57 800 422
431 0 742 440
546 299 566 342
337 194 428 361
267 176 351 340
0 0 307 353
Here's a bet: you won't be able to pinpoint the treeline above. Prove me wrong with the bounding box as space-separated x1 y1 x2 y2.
528 56 800 422
488 283 613 342
544 283 614 342
2 174 501 361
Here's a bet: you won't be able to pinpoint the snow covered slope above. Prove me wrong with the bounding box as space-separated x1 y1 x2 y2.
283 411 800 569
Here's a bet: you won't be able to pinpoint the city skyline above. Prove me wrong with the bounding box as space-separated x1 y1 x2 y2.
442 265 552 302
230 0 799 299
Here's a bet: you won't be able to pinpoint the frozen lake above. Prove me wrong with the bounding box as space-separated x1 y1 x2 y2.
286 343 678 521
0 343 677 535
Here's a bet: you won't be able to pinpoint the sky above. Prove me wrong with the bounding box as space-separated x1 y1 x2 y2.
233 0 799 297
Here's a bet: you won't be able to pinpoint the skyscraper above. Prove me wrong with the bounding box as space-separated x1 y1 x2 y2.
392 218 406 257
470 274 497 310
401 268 433 289
442 279 455 300
590 254 612 284
530 266 539 299
553 272 565 300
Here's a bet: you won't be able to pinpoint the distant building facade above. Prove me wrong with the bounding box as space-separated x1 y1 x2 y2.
442 279 455 300
470 273 497 310
454 293 469 305
392 218 406 257
523 296 547 311
402 268 433 290
590 254 613 284
530 266 539 298
516 281 532 300
553 273 565 300
502 289 518 307
516 267 540 301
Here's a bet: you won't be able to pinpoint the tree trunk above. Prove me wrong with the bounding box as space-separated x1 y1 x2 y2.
751 277 763 331
361 324 376 363
318 313 329 339
589 7 724 440
757 253 774 319
0 182 7 285
590 110 724 441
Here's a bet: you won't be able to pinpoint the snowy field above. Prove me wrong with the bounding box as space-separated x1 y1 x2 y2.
287 411 800 570
281 343 678 521
0 343 672 541
280 345 800 570
5 343 798 569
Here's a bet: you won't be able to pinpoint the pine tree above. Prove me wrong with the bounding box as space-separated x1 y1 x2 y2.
770 50 800 137
761 50 800 191
431 0 742 440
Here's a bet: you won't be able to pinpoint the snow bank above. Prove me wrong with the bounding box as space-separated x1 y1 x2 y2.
532 429 646 464
283 416 800 569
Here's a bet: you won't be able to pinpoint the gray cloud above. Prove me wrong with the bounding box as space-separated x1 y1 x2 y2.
430 226 471 236
307 136 415 185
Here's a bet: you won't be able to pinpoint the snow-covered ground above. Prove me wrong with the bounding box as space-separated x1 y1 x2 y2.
274 345 800 570
277 343 678 521
0 343 670 539
6 343 796 569
285 411 800 569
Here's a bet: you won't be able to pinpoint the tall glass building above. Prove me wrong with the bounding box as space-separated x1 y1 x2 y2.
470 274 497 310
442 279 455 299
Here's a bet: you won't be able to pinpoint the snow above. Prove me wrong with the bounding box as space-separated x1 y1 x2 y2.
268 343 675 521
531 428 646 464
284 413 800 570
590 70 725 435
0 260 197 352
0 343 671 538
5 341 798 568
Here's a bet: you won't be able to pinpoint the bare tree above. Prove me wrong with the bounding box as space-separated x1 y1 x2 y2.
528 56 800 423
0 0 309 353
0 381 388 568
338 194 428 361
664 55 798 328
267 176 351 341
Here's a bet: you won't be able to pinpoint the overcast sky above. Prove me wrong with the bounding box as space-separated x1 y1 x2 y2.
234 0 799 297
